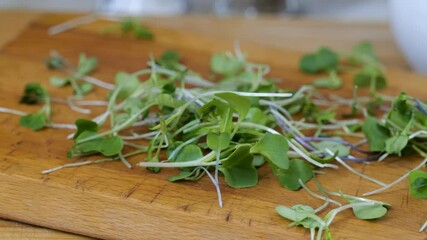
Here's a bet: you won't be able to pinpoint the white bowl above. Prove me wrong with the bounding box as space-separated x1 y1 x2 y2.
389 0 427 75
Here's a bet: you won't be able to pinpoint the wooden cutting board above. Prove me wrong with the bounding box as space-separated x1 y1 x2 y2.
0 14 426 240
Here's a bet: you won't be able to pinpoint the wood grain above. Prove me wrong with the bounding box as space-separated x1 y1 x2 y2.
0 13 426 240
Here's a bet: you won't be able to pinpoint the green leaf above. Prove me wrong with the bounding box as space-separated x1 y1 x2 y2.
216 92 251 120
120 19 154 40
311 140 350 157
353 66 387 90
387 93 414 130
45 55 65 69
158 50 180 69
362 117 390 152
219 107 233 133
156 94 184 109
19 112 47 131
69 131 123 157
314 110 336 124
299 48 338 74
385 135 408 155
313 71 342 89
347 199 388 220
210 53 242 76
275 159 314 190
79 82 93 96
123 98 145 115
168 170 197 182
220 144 258 188
49 76 69 87
409 170 427 199
76 53 98 76
20 83 47 104
199 99 233 133
207 132 231 151
276 205 322 229
276 205 312 222
199 98 229 118
348 41 378 66
121 18 135 33
252 155 265 167
250 133 289 169
244 107 267 125
114 72 140 100
175 144 203 162
134 25 154 40
74 119 99 139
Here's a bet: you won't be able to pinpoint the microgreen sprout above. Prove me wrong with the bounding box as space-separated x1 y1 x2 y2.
2 42 427 238
278 179 389 240
363 158 427 196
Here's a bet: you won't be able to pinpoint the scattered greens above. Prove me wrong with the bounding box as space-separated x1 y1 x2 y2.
1 41 427 239
18 83 51 131
276 180 389 240
121 18 154 40
300 48 338 74
47 52 99 96
300 42 387 93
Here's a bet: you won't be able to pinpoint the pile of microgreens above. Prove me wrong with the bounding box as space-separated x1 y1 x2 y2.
1 41 427 240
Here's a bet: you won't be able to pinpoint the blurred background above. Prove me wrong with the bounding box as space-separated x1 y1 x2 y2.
1 0 425 74
0 0 388 21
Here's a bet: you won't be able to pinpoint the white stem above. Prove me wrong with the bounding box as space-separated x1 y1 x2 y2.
118 152 132 169
354 139 368 147
42 158 118 174
410 130 427 139
138 161 217 168
123 141 148 149
270 108 303 137
261 100 293 120
120 131 159 140
229 92 292 97
378 153 389 162
310 228 315 240
239 122 280 134
316 226 324 240
73 100 109 106
215 149 220 194
67 97 91 114
326 202 377 226
199 167 223 208
233 40 245 61
93 111 110 125
42 160 93 174
420 220 427 232
132 117 160 127
181 89 206 106
363 157 427 196
298 179 342 206
325 149 387 187
272 85 313 106
315 201 329 213
48 14 99 35
292 119 362 130
47 123 77 130
0 107 26 116
81 75 115 90
138 151 215 168
289 141 335 169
